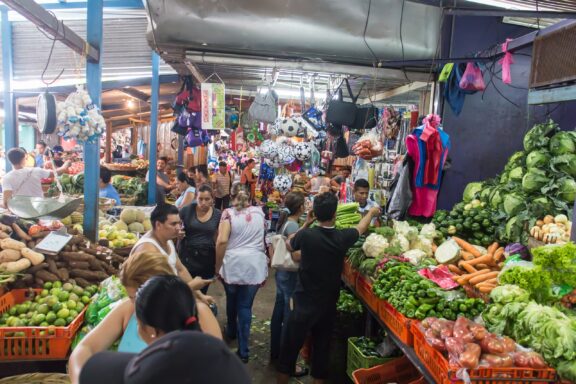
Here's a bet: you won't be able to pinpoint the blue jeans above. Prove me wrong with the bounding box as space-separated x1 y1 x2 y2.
223 282 260 359
270 270 298 359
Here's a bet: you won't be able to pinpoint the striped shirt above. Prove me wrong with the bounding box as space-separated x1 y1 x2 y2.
214 171 232 198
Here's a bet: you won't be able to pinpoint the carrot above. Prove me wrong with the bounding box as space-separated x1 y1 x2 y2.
448 264 463 275
457 276 467 285
478 286 495 293
476 264 489 270
466 253 494 266
452 237 482 257
469 271 499 285
460 251 475 261
432 243 438 253
459 261 478 274
487 242 499 254
459 269 491 284
480 278 498 285
493 247 505 263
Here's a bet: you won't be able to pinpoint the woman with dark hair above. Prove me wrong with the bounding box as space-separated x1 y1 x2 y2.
215 183 267 363
179 184 221 294
270 192 308 376
175 172 196 209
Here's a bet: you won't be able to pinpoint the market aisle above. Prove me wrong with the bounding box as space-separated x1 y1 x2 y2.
208 272 314 384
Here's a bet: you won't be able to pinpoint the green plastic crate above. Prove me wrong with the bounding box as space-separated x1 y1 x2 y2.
346 337 397 380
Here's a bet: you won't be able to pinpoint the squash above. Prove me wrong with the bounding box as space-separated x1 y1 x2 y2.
0 238 26 251
1 258 31 273
0 249 21 263
21 248 45 266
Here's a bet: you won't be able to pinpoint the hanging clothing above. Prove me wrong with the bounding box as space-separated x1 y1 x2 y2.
406 115 450 218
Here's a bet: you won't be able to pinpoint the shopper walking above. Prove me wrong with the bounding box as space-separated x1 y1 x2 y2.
213 161 233 210
277 192 380 383
174 172 196 209
240 158 257 203
145 157 175 204
179 184 221 294
215 183 268 363
69 252 222 384
306 170 331 195
35 141 46 167
270 192 309 377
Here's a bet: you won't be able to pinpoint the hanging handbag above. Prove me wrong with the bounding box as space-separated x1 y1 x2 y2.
171 121 188 136
270 224 299 271
334 135 350 158
326 79 358 126
351 105 379 131
459 62 486 92
249 86 278 123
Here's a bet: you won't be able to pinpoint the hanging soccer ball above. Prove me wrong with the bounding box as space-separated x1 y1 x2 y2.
277 144 295 165
258 139 278 159
273 174 292 194
278 117 301 137
294 142 313 161
264 156 283 169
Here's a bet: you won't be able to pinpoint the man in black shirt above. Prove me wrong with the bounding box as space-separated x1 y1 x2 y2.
276 192 380 384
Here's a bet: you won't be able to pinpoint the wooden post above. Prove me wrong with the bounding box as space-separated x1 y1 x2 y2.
105 121 112 163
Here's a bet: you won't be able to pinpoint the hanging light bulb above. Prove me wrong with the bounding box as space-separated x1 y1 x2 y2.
127 99 135 109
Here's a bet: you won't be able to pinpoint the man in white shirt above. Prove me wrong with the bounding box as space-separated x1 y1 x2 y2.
2 148 70 208
353 178 380 227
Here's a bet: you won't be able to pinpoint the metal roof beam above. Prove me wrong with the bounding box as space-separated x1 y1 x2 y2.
1 0 100 62
41 0 144 9
359 81 429 104
117 86 150 101
445 8 576 18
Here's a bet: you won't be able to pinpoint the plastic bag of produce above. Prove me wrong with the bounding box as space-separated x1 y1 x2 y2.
511 351 548 369
453 316 475 343
85 276 127 325
479 353 514 368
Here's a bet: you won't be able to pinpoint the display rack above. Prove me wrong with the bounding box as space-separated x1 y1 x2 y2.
342 280 436 384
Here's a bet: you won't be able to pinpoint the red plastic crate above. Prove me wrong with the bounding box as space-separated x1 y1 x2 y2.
352 355 424 384
377 300 414 346
411 322 557 384
0 289 87 360
343 259 359 289
356 275 379 313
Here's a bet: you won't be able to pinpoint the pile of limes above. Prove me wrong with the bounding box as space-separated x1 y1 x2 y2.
0 281 97 329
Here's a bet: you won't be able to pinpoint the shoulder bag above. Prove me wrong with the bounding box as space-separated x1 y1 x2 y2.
249 86 279 123
326 79 358 126
270 223 299 271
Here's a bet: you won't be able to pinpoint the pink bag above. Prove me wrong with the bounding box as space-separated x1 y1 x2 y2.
459 62 486 91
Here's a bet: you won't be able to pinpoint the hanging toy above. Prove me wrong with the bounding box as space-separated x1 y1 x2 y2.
258 139 278 159
265 156 283 169
278 117 302 137
293 142 313 161
273 174 292 194
276 144 295 165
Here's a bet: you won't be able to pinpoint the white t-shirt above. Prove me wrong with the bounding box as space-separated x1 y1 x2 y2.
2 168 52 197
130 231 178 274
357 199 379 226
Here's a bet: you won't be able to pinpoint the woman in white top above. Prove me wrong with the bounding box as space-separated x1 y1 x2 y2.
174 172 196 209
215 183 268 363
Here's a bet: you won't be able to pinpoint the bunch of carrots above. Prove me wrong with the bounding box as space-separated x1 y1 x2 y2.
446 237 505 294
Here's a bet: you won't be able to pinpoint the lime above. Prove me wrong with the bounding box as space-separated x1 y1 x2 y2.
72 286 84 296
20 319 29 326
46 296 58 307
14 331 25 337
47 326 56 335
17 305 28 315
51 302 63 312
41 289 49 297
30 303 38 312
69 309 79 319
76 302 84 311
39 322 49 327
38 297 47 305
66 300 77 310
53 318 66 327
53 281 62 289
33 314 46 324
18 313 27 319
57 308 70 319
46 312 57 324
65 316 74 324
37 304 49 315
43 282 53 290
58 291 70 302
62 282 74 292
8 307 17 316
81 296 91 304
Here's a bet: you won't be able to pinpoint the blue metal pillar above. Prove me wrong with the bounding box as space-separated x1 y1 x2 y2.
83 0 103 241
1 6 16 172
147 52 159 205
177 135 184 175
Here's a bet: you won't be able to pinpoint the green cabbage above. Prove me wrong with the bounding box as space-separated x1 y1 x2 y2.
500 172 509 184
532 197 552 214
490 285 530 304
508 167 524 182
549 131 576 156
526 150 551 170
557 177 576 203
503 193 524 216
521 169 548 193
505 151 526 170
505 217 519 239
523 120 559 152
479 187 493 203
463 182 483 202
552 154 576 178
490 189 503 209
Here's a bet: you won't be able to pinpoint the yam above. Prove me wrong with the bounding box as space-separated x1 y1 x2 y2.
20 274 34 285
74 277 91 288
27 262 48 274
11 223 31 242
99 260 117 275
70 269 108 281
0 249 21 263
2 258 31 273
34 278 45 287
35 269 59 282
69 235 85 246
46 258 61 278
59 252 95 262
67 261 90 269
21 248 45 266
58 268 70 281
88 258 105 272
55 261 67 268
0 232 10 240
26 241 36 249
63 245 73 252
0 238 26 251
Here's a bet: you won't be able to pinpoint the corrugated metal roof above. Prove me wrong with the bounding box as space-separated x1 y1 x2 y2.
465 0 576 11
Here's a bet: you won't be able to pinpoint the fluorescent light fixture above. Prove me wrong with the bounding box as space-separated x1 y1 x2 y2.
260 87 327 100
464 0 557 11
0 109 4 118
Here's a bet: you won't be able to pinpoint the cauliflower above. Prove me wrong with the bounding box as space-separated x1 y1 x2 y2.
393 221 419 241
362 233 389 258
410 235 434 257
403 249 427 265
391 234 410 252
419 223 437 240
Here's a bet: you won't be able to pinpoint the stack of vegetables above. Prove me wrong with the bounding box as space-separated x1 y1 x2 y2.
421 316 549 371
483 285 576 382
336 289 364 316
47 173 85 196
372 260 485 320
529 214 572 244
335 203 362 229
446 120 576 244
435 238 505 295
111 175 148 206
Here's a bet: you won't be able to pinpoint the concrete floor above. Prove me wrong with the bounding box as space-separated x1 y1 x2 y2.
208 271 356 384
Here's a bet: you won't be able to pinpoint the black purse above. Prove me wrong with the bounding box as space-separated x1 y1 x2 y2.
351 105 379 131
171 121 188 136
334 136 350 158
326 79 358 126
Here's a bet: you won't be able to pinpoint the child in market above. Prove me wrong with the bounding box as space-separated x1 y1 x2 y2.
353 178 380 227
99 167 122 206
276 192 380 383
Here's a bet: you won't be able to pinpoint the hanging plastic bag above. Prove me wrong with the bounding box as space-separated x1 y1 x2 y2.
459 62 486 92
438 63 455 83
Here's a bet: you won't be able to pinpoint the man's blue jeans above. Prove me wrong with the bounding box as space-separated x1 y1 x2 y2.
223 282 260 359
270 270 298 359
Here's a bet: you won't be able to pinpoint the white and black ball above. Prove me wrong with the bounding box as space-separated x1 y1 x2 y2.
273 174 292 194
264 156 283 169
259 139 278 159
278 117 301 137
277 144 295 165
294 142 313 161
